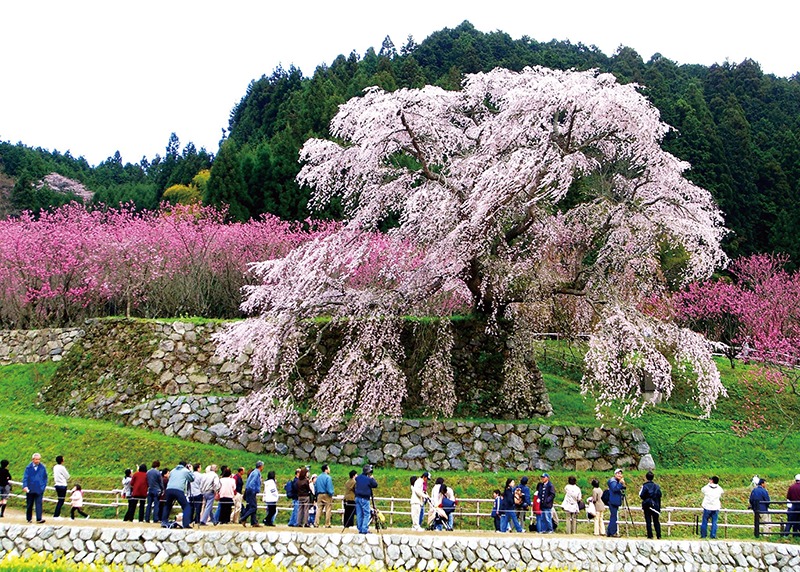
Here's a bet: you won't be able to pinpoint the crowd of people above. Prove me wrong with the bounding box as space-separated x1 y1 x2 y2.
4 453 800 539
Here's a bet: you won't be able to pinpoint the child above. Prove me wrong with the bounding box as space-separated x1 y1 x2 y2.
70 484 89 519
491 489 502 532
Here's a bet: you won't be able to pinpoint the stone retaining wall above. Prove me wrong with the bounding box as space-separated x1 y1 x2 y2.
3 321 654 471
0 524 797 571
0 327 83 364
123 395 655 472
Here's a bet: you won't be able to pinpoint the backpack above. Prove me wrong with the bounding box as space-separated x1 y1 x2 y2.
284 479 296 500
601 489 610 505
514 487 524 506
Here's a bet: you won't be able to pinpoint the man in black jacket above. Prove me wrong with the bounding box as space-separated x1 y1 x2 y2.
536 473 556 533
639 471 662 539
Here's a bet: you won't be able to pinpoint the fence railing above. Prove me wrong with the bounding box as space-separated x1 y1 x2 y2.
6 481 771 537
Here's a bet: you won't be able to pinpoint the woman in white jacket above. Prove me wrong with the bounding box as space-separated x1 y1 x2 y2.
262 470 279 526
561 476 582 534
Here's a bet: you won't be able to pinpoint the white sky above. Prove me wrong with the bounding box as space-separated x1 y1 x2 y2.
1 1 796 167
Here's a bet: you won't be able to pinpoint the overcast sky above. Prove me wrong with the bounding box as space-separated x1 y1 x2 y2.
1 0 796 166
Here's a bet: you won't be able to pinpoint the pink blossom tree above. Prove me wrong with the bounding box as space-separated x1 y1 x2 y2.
671 254 800 437
216 67 728 438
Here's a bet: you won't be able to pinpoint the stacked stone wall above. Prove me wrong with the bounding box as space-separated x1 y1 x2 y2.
0 524 797 571
5 321 654 471
124 395 654 472
0 327 83 364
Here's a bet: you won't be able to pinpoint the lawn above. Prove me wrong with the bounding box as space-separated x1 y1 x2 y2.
1 348 799 539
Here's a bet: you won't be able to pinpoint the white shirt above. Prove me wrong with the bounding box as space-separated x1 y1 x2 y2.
53 464 70 487
701 483 724 511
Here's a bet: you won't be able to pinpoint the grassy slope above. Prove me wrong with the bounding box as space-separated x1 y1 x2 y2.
1 353 799 534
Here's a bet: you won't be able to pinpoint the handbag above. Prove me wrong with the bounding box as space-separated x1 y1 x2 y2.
578 499 586 511
586 499 596 519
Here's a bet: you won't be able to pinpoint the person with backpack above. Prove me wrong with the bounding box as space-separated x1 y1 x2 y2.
606 468 626 537
514 476 531 527
639 471 662 539
536 473 556 533
285 468 300 526
589 478 605 536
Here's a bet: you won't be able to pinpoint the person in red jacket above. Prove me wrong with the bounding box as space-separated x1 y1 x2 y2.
124 464 149 522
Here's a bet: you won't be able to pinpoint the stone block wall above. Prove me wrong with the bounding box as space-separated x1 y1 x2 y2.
0 327 83 364
124 395 654 472
0 524 798 571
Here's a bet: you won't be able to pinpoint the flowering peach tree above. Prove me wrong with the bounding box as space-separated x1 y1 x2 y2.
216 67 728 438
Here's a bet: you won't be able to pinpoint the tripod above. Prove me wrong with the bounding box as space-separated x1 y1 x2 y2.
370 493 388 565
621 491 636 536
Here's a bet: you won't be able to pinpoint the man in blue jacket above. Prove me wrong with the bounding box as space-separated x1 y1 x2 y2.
606 468 626 537
750 478 772 533
354 464 378 534
315 464 335 528
239 461 263 527
21 453 48 524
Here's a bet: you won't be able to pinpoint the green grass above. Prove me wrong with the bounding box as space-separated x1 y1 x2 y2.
2 347 800 540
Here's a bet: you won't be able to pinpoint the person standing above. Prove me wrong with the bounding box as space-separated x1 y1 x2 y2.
239 461 264 527
0 460 11 518
262 470 279 526
21 453 48 524
52 455 70 519
354 464 378 534
231 467 245 524
786 474 800 537
200 464 221 526
536 473 556 533
286 468 300 526
700 475 724 539
315 464 334 528
217 468 236 524
515 476 532 527
412 472 429 530
144 461 163 523
160 461 194 529
490 489 502 532
606 469 626 537
343 469 357 528
561 476 582 534
296 467 312 527
589 478 605 536
639 471 662 539
189 463 204 525
125 464 148 522
500 478 523 533
750 478 771 532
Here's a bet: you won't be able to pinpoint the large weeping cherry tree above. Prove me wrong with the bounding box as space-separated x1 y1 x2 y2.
216 66 728 440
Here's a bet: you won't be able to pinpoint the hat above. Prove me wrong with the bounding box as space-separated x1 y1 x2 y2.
363 464 373 474
540 473 549 478
795 474 800 481
255 461 264 468
421 471 430 478
758 478 766 485
614 468 624 474
520 476 529 485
